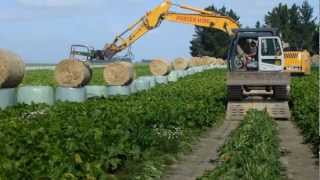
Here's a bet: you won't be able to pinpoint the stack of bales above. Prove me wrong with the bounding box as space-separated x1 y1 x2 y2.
54 59 93 102
190 56 226 66
104 61 135 95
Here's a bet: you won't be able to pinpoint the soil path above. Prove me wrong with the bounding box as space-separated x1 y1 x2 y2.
162 119 240 180
277 120 319 180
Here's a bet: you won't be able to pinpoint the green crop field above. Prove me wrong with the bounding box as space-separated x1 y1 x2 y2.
0 68 318 179
0 69 226 179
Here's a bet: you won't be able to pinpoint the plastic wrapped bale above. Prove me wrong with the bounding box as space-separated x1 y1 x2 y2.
0 49 25 88
85 86 107 98
17 86 54 105
130 81 137 94
173 57 189 70
106 86 131 96
139 76 156 88
155 76 168 84
175 70 184 78
0 88 17 109
149 59 172 76
55 59 92 88
168 71 178 82
135 78 150 92
104 62 134 86
55 87 87 102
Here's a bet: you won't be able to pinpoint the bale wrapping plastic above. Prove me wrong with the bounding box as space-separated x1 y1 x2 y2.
85 86 107 98
106 86 131 96
135 79 150 91
0 88 17 109
104 62 134 86
55 59 92 88
17 86 54 105
168 71 178 82
139 76 156 88
155 76 168 84
55 87 87 102
0 49 25 88
149 59 171 76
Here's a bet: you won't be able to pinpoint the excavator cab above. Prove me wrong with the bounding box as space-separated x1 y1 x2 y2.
226 29 291 120
228 28 284 72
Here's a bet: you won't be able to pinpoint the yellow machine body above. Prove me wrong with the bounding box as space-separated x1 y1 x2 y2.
284 50 311 75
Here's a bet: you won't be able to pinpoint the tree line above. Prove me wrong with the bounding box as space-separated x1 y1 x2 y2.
190 1 319 58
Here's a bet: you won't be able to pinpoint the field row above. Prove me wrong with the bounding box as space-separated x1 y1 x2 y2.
291 69 319 154
200 110 281 179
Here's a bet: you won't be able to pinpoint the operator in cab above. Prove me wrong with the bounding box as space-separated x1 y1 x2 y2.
236 38 259 71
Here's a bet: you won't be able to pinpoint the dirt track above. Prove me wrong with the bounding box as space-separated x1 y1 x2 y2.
277 120 318 180
162 119 240 180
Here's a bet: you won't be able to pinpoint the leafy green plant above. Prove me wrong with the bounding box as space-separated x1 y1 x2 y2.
200 110 281 180
0 69 226 179
290 69 319 154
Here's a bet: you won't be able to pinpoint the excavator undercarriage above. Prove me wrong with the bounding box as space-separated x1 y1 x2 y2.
226 71 291 120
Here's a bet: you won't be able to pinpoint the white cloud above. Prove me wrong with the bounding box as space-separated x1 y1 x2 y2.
16 0 88 8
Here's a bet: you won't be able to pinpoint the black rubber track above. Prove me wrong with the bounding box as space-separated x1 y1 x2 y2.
273 85 289 100
228 85 243 101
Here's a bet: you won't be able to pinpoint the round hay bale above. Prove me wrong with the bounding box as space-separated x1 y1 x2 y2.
104 62 134 86
55 59 92 88
217 58 226 65
0 49 25 88
190 57 201 67
149 59 172 76
173 57 189 70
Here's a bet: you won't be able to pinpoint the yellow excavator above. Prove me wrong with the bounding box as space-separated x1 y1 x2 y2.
70 0 239 61
71 0 294 120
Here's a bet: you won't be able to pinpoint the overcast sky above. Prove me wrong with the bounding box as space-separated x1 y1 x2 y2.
0 0 318 63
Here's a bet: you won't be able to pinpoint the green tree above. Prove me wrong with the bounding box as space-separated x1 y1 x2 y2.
190 5 240 58
265 1 318 54
299 1 317 53
255 21 261 28
312 27 319 54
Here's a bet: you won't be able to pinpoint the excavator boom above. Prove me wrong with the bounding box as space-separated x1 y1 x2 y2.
103 0 239 60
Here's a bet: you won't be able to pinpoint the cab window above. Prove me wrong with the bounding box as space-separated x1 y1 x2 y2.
261 38 282 56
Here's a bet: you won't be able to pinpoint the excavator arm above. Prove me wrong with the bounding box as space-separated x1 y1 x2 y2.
92 0 240 60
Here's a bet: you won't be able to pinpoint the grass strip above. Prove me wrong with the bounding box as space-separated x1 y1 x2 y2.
200 110 281 180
